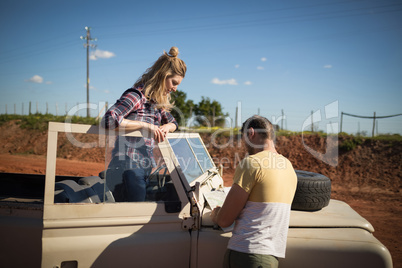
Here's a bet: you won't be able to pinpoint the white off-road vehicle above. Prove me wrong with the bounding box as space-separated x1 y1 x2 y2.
0 122 393 267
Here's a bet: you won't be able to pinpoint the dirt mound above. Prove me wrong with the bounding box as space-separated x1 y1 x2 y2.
203 133 401 193
0 120 401 264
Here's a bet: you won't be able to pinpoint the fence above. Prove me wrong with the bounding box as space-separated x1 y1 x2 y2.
340 112 402 137
1 102 402 136
2 101 108 119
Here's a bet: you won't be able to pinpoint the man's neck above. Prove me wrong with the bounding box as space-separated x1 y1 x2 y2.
249 140 277 155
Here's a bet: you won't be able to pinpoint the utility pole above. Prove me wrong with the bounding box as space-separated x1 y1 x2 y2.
80 26 97 117
235 106 238 129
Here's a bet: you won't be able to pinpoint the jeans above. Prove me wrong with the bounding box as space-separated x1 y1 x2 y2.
107 155 152 202
123 164 152 202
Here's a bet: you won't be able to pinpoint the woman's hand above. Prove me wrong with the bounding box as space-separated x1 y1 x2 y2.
148 124 166 143
155 123 177 142
159 123 176 136
118 119 176 143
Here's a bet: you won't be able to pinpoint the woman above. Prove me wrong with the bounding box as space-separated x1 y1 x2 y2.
101 46 186 202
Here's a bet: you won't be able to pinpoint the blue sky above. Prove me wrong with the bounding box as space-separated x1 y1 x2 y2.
1 0 401 135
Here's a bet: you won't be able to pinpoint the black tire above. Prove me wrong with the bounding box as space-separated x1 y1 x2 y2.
291 170 331 211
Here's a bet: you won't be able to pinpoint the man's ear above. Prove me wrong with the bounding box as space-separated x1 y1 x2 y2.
248 127 255 138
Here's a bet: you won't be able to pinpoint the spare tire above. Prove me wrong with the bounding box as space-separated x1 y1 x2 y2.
291 170 331 211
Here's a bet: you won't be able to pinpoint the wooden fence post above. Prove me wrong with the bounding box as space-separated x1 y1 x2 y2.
311 110 314 132
340 112 343 133
372 112 376 137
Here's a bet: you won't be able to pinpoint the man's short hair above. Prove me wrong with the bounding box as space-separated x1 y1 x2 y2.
241 115 275 140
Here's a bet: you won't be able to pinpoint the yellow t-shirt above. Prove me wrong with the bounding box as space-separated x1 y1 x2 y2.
228 150 297 257
234 150 297 204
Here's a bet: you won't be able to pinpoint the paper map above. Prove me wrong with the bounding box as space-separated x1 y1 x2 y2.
203 190 227 210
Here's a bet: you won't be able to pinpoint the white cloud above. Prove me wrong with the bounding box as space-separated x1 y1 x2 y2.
211 78 238 85
261 57 267 62
244 81 252 86
257 66 264 70
84 84 110 94
90 49 116 60
26 75 43 83
324 64 333 69
83 84 96 90
235 64 240 68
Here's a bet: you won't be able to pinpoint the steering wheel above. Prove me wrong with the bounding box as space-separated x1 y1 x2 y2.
148 164 169 191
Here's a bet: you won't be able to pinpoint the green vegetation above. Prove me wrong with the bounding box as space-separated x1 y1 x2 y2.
369 133 402 142
0 114 400 147
0 114 98 131
170 90 228 127
170 90 194 126
339 135 364 151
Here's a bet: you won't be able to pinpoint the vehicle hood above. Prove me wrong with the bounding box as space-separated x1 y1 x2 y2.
290 199 374 232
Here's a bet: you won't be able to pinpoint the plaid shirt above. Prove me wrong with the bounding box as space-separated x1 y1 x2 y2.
102 87 178 167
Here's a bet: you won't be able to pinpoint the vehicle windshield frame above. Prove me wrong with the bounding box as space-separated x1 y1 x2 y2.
167 133 216 186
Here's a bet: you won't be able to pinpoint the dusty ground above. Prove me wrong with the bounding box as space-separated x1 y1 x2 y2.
0 120 401 266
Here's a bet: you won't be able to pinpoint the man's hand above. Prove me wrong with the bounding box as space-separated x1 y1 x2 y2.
210 184 249 228
211 206 221 225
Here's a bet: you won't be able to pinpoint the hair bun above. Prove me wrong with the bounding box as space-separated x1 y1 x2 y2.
168 46 179 57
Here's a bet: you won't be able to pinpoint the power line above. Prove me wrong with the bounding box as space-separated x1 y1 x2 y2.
93 0 368 29
0 39 80 64
1 2 401 65
95 2 402 40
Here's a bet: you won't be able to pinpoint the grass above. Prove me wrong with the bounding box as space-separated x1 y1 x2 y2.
0 113 99 131
1 113 400 143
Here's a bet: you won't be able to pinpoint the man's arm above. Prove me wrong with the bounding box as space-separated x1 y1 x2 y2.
211 183 249 228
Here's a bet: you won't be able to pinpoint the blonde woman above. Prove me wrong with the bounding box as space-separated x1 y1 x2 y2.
102 47 186 202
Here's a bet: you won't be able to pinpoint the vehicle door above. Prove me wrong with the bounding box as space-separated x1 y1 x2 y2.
41 123 192 268
165 133 232 268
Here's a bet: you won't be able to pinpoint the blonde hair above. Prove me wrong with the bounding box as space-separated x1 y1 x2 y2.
134 47 187 111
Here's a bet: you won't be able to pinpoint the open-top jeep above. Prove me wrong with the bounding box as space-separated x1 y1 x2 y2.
0 122 393 267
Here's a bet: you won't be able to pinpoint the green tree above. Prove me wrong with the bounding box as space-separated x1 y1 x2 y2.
194 97 228 127
170 90 194 127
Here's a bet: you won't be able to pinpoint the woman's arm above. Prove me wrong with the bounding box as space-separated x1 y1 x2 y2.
159 122 177 135
101 89 141 130
117 118 166 142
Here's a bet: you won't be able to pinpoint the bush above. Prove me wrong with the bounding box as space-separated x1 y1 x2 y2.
339 136 364 151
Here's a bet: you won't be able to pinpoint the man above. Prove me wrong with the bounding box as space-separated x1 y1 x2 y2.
211 115 297 268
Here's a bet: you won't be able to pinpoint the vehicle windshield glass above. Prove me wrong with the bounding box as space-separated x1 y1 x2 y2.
168 137 214 184
188 138 214 171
